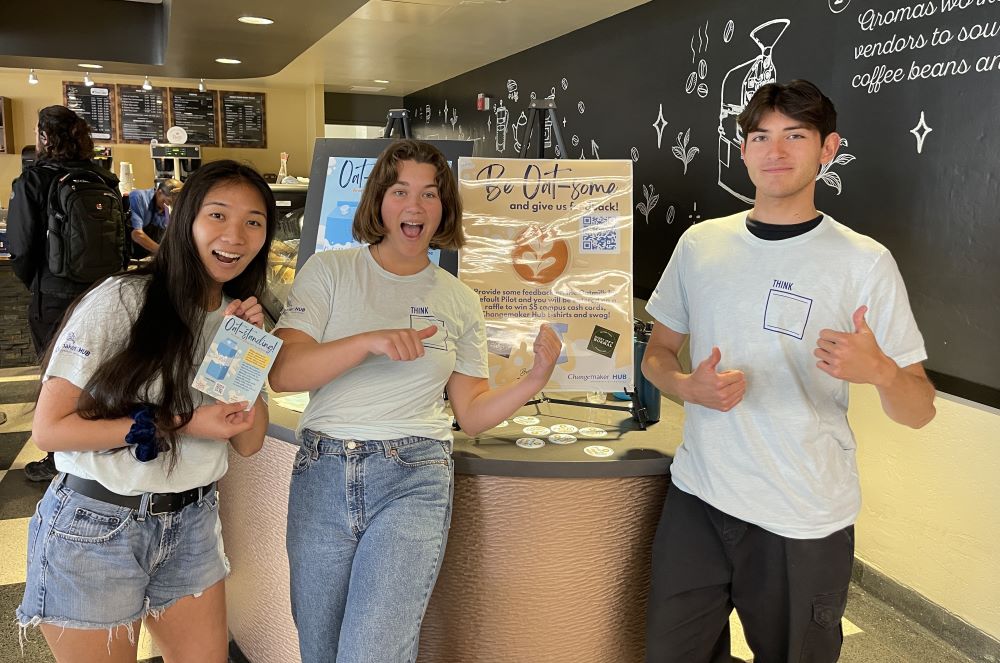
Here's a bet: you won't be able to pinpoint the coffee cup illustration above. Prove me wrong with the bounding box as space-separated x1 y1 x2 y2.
511 225 569 285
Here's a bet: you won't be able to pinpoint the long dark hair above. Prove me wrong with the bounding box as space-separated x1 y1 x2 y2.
44 160 276 464
36 105 94 162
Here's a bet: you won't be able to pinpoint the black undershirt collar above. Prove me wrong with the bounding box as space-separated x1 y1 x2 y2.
746 214 823 241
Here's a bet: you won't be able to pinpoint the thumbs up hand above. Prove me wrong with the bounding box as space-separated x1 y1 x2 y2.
815 306 896 385
681 346 746 412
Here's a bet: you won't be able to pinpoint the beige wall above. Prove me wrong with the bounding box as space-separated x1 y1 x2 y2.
0 69 323 202
850 385 1000 640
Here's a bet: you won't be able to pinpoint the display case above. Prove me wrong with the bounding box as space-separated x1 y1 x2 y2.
264 208 302 323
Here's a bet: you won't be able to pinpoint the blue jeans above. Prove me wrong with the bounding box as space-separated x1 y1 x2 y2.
286 429 454 663
17 475 226 639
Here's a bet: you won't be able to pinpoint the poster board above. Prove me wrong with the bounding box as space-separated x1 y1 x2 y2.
64 82 115 142
458 157 634 393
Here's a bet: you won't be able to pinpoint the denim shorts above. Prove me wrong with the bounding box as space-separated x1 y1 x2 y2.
16 474 229 636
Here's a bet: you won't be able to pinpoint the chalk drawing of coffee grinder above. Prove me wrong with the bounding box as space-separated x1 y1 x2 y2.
717 18 790 204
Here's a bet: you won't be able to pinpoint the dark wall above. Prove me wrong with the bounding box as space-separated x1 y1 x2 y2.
324 92 404 126
405 0 1000 406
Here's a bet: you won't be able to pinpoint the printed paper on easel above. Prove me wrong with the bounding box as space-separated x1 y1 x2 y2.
458 156 634 392
192 316 283 408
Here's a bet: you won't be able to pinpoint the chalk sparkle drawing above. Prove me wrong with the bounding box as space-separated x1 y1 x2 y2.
816 138 856 194
910 112 933 154
672 129 700 175
636 185 660 225
653 104 669 148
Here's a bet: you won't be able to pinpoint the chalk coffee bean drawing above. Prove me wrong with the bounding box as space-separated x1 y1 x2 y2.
685 72 698 94
511 225 570 285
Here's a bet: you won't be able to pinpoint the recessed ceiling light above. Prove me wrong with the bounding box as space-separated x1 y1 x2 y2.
374 79 390 84
215 58 242 65
238 16 274 25
78 63 104 69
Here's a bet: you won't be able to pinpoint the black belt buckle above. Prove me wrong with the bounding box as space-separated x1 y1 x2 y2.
148 485 208 516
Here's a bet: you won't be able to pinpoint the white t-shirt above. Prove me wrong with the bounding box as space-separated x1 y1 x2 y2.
274 247 488 441
45 276 231 495
646 213 927 539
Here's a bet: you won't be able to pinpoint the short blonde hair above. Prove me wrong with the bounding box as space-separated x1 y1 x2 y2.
352 140 465 250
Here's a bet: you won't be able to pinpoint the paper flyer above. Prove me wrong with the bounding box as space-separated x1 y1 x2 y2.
192 316 283 408
458 157 634 392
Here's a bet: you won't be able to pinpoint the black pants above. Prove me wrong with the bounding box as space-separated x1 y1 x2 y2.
646 483 854 663
28 292 76 358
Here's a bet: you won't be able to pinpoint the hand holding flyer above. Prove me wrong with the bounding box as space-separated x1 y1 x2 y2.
192 315 283 408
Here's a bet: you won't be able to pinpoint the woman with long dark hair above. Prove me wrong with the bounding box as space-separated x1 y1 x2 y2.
270 139 561 663
7 105 122 482
17 160 276 663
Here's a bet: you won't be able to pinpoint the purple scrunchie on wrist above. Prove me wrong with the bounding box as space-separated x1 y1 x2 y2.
125 405 160 462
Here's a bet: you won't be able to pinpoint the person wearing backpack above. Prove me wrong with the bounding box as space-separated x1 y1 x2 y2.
7 105 125 482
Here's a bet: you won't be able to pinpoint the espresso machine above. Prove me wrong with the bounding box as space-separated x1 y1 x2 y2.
150 143 201 183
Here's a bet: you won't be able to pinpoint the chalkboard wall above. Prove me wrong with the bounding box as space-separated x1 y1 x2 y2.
405 0 1000 406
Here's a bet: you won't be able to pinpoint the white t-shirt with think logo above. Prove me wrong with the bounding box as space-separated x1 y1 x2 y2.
274 247 488 442
44 276 230 495
647 213 927 539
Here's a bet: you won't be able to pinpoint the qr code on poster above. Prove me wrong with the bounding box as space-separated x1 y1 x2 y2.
581 215 619 253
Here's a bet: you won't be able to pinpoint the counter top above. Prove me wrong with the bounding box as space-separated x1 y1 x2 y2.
266 392 684 479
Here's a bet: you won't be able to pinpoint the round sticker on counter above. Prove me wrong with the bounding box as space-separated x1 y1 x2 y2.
493 420 510 429
578 427 608 438
548 433 578 445
584 445 614 457
516 437 545 449
550 424 579 434
513 416 541 426
522 425 551 436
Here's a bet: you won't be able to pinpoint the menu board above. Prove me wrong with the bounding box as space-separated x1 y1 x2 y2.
168 88 219 146
221 91 266 148
64 82 115 142
117 85 166 143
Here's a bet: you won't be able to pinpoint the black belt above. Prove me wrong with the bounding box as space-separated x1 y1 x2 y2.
62 474 215 515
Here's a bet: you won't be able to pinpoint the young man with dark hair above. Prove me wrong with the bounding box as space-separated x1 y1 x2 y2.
642 79 936 662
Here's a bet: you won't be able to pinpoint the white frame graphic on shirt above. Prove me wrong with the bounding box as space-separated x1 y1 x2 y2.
763 289 813 340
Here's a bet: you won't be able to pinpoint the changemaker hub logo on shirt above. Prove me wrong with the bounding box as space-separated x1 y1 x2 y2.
59 332 92 358
282 304 306 315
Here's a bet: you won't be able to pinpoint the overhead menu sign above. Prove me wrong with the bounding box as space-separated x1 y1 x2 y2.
117 85 166 143
458 157 635 392
168 88 219 146
64 82 115 141
221 91 266 148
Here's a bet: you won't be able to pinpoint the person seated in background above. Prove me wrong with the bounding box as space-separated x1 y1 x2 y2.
129 178 182 257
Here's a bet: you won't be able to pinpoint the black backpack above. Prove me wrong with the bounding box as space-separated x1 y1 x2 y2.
45 166 126 283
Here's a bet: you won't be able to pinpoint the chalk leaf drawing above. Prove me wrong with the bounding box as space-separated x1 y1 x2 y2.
636 185 660 225
672 129 700 174
653 104 669 148
816 138 856 194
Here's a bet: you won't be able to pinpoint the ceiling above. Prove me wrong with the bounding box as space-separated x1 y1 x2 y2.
0 0 648 96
